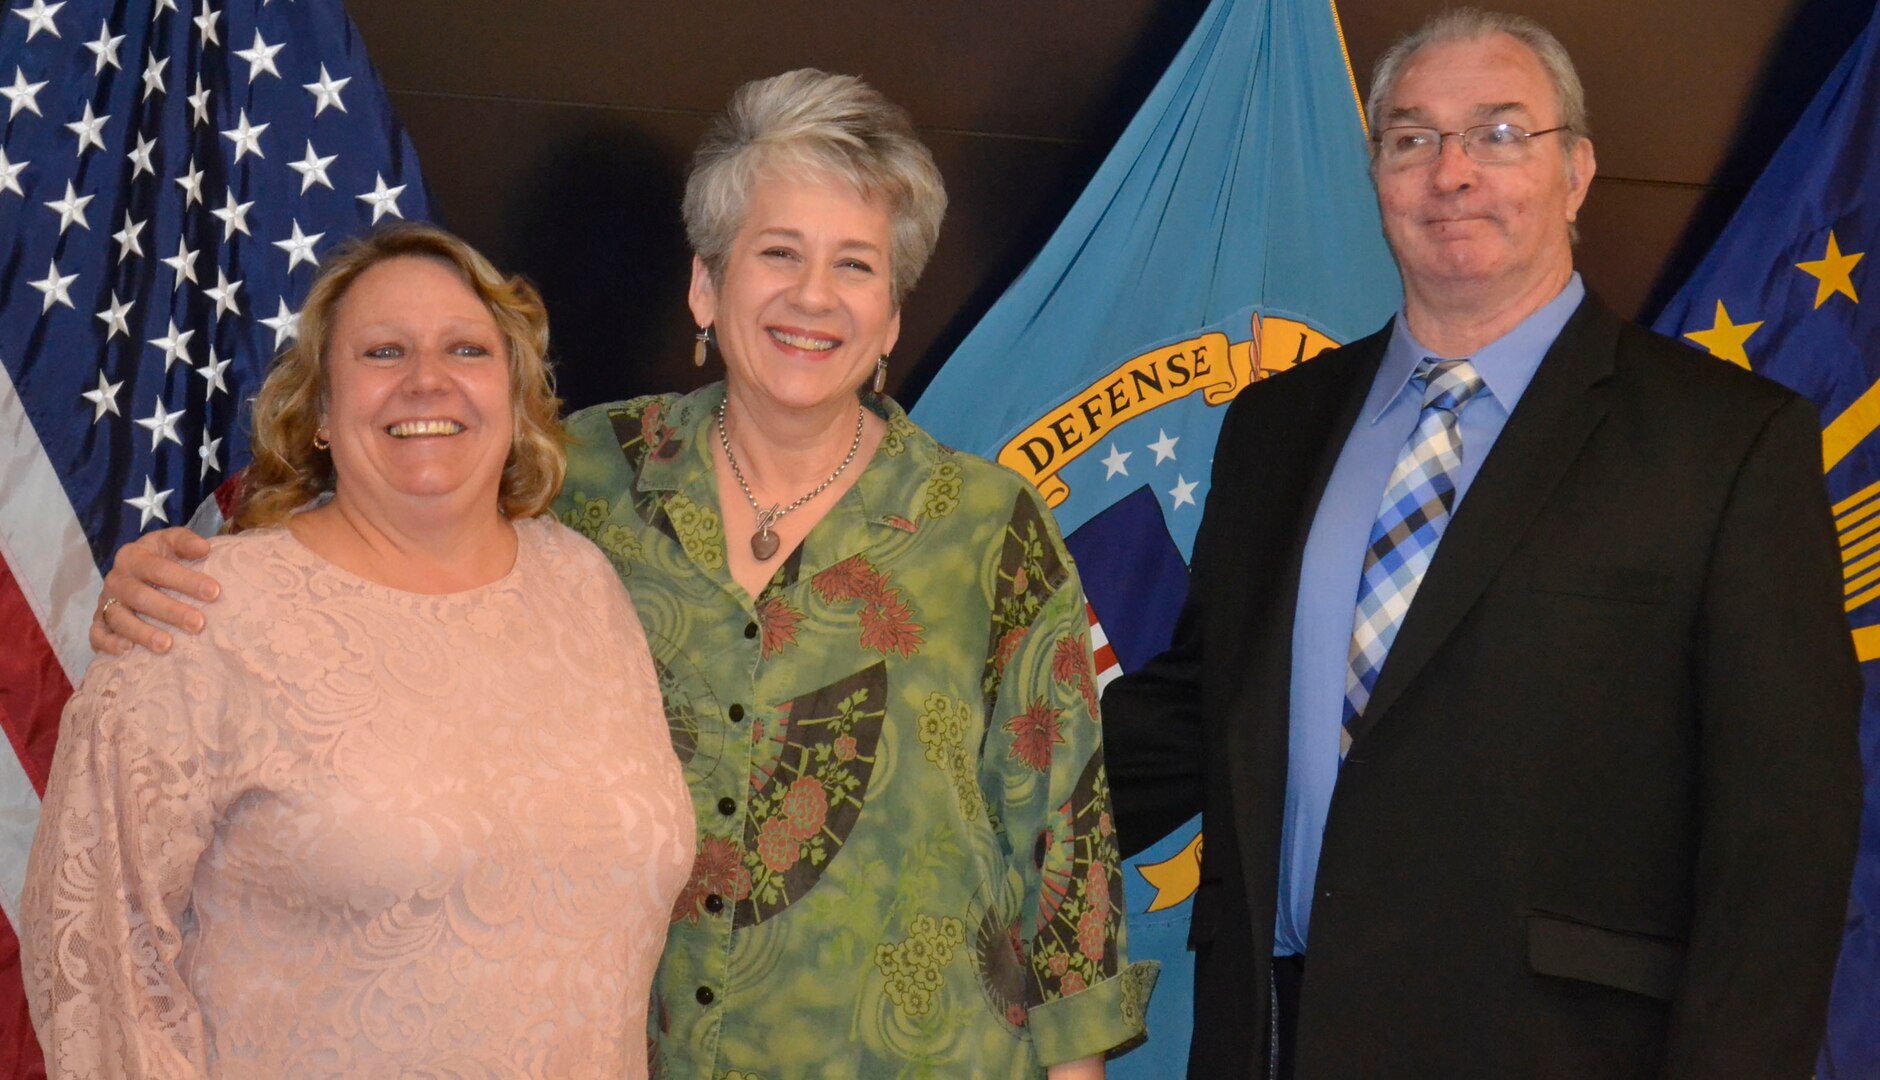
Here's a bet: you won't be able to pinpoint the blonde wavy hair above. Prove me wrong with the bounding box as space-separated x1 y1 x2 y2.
233 223 565 531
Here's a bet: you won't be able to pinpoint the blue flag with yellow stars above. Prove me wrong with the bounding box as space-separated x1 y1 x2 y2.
912 0 1400 1072
1652 6 1878 1075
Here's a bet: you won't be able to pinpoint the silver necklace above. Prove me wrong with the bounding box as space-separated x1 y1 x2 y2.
717 398 866 561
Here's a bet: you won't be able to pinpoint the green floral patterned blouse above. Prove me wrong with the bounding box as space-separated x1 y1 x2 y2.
556 383 1157 1078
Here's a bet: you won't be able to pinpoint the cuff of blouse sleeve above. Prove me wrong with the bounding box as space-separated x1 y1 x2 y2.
1029 959 1161 1066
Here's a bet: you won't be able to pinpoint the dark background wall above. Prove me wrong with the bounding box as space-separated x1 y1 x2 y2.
345 0 1875 413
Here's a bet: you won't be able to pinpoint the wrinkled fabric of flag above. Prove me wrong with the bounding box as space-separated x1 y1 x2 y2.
1651 8 1879 1076
0 0 428 1070
912 0 1400 1071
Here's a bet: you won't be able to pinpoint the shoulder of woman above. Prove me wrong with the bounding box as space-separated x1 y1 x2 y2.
196 526 296 588
518 517 628 591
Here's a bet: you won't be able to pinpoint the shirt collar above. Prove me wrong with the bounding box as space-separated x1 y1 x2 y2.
1369 272 1585 423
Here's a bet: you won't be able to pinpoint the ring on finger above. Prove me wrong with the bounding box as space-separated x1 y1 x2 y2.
98 596 120 622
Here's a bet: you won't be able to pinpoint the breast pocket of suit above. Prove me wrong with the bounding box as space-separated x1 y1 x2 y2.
1525 910 1686 1001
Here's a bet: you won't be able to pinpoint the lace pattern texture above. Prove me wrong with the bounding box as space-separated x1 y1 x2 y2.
22 517 694 1079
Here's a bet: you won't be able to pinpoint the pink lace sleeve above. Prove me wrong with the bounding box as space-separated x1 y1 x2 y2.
22 643 228 1078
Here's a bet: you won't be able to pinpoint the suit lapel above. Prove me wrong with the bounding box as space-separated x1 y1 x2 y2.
1223 327 1391 908
1347 296 1621 744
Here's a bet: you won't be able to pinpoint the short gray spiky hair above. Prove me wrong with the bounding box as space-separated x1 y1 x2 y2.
682 69 948 307
1367 8 1590 149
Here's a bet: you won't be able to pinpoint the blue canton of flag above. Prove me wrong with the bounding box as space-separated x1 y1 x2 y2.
1651 6 1878 1076
913 0 1400 1073
0 0 427 1070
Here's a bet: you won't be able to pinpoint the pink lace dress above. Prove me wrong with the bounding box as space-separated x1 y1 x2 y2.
22 517 694 1079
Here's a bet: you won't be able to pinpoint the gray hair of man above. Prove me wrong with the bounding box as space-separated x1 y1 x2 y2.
1367 8 1591 159
682 69 948 308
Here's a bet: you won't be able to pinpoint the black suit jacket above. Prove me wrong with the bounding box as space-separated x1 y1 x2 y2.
1103 295 1861 1078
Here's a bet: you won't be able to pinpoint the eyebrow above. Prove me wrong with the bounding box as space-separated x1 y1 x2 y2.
1383 100 1532 124
755 227 884 255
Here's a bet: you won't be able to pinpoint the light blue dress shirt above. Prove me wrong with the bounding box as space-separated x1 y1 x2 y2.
1274 274 1585 956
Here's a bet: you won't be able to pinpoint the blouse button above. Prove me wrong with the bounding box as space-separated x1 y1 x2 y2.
717 797 737 817
704 893 725 914
743 621 759 639
695 985 715 1005
728 704 745 722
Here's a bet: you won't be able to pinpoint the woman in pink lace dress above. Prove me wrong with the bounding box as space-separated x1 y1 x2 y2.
21 224 695 1079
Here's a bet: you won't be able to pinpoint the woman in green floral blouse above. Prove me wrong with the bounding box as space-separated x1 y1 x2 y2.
556 69 1156 1078
94 68 1156 1078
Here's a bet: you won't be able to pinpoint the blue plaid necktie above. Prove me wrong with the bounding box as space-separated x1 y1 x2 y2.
1342 358 1488 753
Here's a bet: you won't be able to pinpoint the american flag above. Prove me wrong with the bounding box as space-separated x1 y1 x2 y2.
0 0 428 1068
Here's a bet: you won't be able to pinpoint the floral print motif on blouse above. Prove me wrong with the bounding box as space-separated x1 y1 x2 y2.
557 383 1157 1077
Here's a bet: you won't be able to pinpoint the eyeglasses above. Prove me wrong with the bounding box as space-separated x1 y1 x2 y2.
1372 123 1572 167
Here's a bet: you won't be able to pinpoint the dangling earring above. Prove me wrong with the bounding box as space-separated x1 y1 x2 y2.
693 326 712 368
313 429 330 451
872 355 889 395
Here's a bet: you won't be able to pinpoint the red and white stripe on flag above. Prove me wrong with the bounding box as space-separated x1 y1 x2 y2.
1087 603 1122 694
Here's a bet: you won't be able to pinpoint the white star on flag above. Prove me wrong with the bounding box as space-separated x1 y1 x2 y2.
82 371 123 423
2 68 47 119
1101 443 1131 479
150 0 177 17
358 173 405 223
12 0 65 41
199 436 223 480
136 398 185 450
196 350 231 398
29 259 77 312
235 29 284 82
1147 428 1180 464
44 181 93 234
128 131 158 178
84 20 124 72
260 298 300 347
193 4 220 46
141 51 168 99
188 74 212 127
95 292 135 340
205 269 243 318
125 477 173 529
161 236 200 289
289 140 336 193
303 64 350 115
210 191 254 239
148 320 195 369
221 109 268 161
66 102 110 157
274 220 323 271
1168 474 1199 509
0 147 26 197
113 211 145 261
175 157 205 206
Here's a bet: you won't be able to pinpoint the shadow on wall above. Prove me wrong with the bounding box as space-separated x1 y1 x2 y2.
496 128 703 414
1644 0 1876 321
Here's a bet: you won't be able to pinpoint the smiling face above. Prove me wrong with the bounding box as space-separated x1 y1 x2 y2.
689 172 901 417
320 255 514 521
1373 32 1595 312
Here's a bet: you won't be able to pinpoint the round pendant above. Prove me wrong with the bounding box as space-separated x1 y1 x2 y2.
751 528 781 561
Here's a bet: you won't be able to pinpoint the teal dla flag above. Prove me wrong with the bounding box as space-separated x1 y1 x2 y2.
913 0 1400 1073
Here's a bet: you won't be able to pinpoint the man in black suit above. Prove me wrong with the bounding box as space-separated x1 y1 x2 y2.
1102 9 1861 1078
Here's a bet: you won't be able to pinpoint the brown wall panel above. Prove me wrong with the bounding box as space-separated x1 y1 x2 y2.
348 0 1873 411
